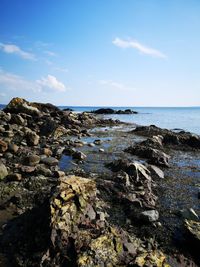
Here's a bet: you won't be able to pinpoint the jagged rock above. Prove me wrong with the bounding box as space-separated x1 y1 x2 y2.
4 97 40 116
126 145 170 167
0 139 8 153
40 118 58 136
0 161 8 180
148 165 164 179
180 208 199 221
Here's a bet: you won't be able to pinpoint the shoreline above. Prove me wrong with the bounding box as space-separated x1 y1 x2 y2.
0 97 200 266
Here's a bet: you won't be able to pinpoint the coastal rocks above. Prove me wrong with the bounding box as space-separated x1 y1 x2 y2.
4 97 40 116
126 145 170 167
133 125 200 150
40 118 58 137
93 108 138 114
0 162 8 180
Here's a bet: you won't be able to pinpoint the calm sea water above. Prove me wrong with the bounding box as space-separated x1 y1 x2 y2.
1 104 200 134
62 106 200 135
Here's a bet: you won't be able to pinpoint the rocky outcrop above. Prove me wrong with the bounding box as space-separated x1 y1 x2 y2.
41 175 167 266
4 97 40 116
132 125 200 150
93 108 138 114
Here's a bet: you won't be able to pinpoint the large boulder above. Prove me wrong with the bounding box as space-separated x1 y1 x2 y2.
126 145 170 167
4 97 40 116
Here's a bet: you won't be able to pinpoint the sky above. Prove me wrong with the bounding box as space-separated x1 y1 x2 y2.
0 0 200 106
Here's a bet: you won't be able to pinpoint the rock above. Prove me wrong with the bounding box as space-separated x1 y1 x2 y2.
40 118 58 136
185 219 200 242
0 162 8 180
8 143 19 153
180 208 199 221
53 170 65 178
99 148 104 152
35 164 52 176
140 210 159 223
88 143 95 147
6 173 22 181
72 151 87 160
4 97 40 116
41 157 59 166
94 139 102 145
26 131 40 146
126 145 170 167
0 139 8 153
93 108 138 114
21 165 36 173
148 165 164 179
42 148 53 157
42 176 146 266
11 114 25 125
24 154 40 166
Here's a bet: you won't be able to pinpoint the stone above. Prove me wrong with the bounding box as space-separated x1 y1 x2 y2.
126 145 170 167
72 151 87 160
24 154 40 166
140 210 159 223
11 114 25 125
0 162 8 180
185 219 200 242
41 157 59 166
26 131 40 146
148 165 164 179
8 143 19 153
43 148 53 157
35 164 52 176
6 173 22 181
180 208 199 221
94 139 102 145
0 139 8 153
21 165 36 173
88 143 95 147
99 148 104 152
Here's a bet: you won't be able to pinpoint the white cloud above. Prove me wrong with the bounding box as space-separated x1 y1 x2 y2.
112 37 167 59
0 70 68 94
37 75 67 92
0 69 41 92
99 80 135 91
0 42 36 60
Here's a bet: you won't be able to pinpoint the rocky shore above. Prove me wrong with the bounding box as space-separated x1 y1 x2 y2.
0 98 200 266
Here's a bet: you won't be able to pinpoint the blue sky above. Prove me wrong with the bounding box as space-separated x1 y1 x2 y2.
0 0 200 106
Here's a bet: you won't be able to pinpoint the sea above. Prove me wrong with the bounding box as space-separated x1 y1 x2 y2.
1 104 200 135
